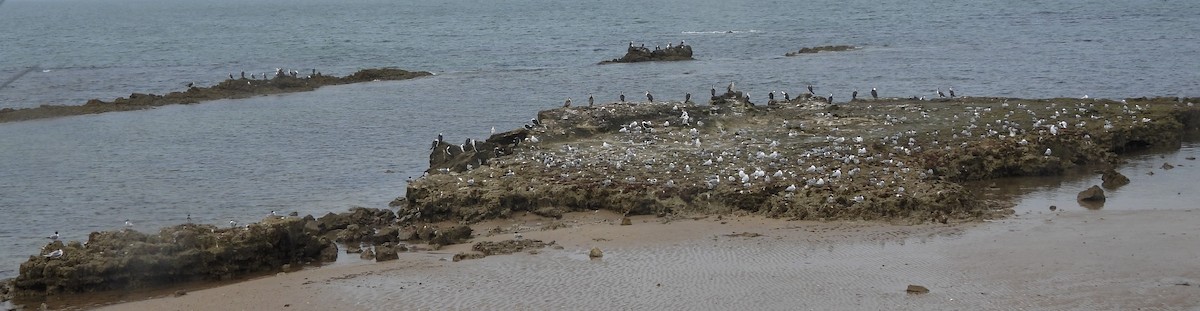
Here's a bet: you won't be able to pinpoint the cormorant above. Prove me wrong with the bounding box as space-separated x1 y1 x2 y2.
852 89 858 101
588 95 594 107
783 91 790 101
646 91 654 103
620 94 625 102
685 93 692 103
807 85 815 95
437 133 444 143
768 91 775 101
937 88 946 98
949 87 956 98
871 87 878 99
229 73 234 80
711 85 716 97
241 71 246 79
827 93 834 104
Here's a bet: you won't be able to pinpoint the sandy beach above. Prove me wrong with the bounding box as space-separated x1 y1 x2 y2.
100 158 1200 311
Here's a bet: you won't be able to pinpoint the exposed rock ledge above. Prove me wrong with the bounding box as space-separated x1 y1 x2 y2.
402 92 1198 225
600 43 694 64
0 67 432 123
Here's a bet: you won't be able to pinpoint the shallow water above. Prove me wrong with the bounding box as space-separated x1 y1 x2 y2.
1 0 1199 279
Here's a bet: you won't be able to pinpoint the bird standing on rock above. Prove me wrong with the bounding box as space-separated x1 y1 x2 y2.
783 91 790 101
768 91 775 101
852 89 858 101
808 84 815 95
685 93 692 103
827 93 834 104
47 231 59 240
588 95 594 107
871 87 878 99
646 91 654 103
620 94 625 102
711 85 717 97
564 98 572 108
949 87 956 98
937 88 946 98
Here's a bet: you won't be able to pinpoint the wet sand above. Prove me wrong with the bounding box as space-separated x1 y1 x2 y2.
101 144 1200 311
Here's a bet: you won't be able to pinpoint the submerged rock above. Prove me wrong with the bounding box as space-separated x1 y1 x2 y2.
589 247 604 259
471 239 552 256
785 45 857 56
1077 185 1106 202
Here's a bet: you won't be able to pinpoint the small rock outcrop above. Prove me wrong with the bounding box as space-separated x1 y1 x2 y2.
906 284 930 294
1077 185 1107 201
1100 169 1130 189
600 43 694 64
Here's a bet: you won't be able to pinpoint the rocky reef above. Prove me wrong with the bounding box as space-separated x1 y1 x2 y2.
600 43 694 64
785 45 857 56
403 92 1199 224
1 206 476 305
8 217 332 300
0 67 432 123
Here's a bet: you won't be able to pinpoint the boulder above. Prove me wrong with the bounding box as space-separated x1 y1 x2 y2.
471 239 551 256
589 247 604 259
1077 185 1106 201
375 244 399 262
532 207 564 219
1100 169 1130 189
429 225 473 246
359 249 375 260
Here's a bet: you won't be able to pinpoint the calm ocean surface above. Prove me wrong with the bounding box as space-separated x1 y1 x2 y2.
0 0 1197 279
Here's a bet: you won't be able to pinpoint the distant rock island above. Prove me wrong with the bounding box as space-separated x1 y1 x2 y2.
0 67 432 123
600 41 694 64
785 45 857 56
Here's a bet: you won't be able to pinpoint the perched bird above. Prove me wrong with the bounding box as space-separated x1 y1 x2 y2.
768 91 775 101
728 82 735 93
514 232 523 240
228 73 234 80
564 98 572 108
783 91 790 101
44 249 63 259
620 94 625 102
646 91 654 103
937 88 946 98
588 95 594 107
852 89 858 101
827 93 834 105
871 87 878 99
807 84 815 95
531 118 541 127
186 82 194 88
230 219 238 228
1044 148 1052 156
685 93 692 103
711 85 717 97
949 87 956 98
47 231 59 240
124 219 133 228
437 133 444 143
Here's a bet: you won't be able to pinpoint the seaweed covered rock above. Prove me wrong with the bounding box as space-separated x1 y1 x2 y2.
10 217 332 298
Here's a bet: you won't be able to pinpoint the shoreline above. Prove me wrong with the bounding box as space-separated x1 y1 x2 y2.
4 93 1197 309
0 68 432 124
